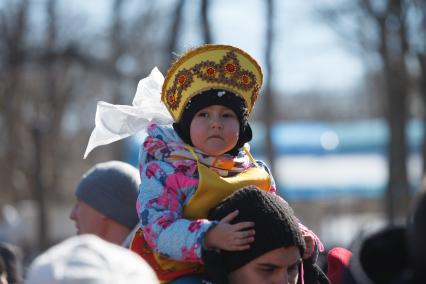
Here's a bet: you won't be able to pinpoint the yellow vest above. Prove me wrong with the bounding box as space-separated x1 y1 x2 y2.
131 146 271 283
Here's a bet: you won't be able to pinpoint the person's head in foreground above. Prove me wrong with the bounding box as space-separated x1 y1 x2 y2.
0 242 23 284
69 161 140 245
204 186 305 284
0 257 6 284
25 234 159 284
404 177 426 283
340 225 408 284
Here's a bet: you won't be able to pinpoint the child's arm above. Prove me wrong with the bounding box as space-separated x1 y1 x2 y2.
138 159 215 263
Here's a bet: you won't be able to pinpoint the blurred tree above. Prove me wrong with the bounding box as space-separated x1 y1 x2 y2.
263 0 277 180
0 0 28 204
365 0 410 223
412 0 426 173
108 0 127 159
317 0 425 222
201 0 212 44
0 0 173 251
165 0 184 69
32 127 48 250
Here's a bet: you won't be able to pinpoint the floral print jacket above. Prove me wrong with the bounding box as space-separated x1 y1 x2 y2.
136 123 276 263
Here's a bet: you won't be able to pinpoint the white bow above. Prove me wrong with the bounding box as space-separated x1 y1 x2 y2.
83 67 173 159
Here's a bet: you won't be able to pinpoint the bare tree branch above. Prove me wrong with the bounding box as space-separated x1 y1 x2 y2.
166 0 184 68
201 0 211 44
317 0 414 222
263 0 277 181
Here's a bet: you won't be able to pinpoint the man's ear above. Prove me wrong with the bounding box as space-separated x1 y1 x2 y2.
97 214 110 225
98 214 111 233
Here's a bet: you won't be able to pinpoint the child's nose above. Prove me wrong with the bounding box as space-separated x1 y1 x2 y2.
210 118 223 128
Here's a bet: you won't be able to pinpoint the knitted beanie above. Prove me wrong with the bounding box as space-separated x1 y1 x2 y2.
344 225 408 284
360 226 408 284
172 89 252 155
206 186 305 273
26 235 159 284
75 161 140 229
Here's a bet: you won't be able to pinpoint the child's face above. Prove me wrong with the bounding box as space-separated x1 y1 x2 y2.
190 105 240 156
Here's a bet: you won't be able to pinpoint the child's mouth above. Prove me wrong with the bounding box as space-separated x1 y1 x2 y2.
209 135 222 140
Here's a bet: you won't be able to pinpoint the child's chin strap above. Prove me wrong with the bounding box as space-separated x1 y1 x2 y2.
185 144 199 162
243 145 259 168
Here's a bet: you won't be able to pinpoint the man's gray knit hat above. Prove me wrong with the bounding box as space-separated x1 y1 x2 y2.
75 161 140 229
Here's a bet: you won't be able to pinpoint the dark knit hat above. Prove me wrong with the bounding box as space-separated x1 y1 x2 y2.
344 225 409 284
75 161 140 229
360 226 409 283
205 186 305 273
173 89 252 155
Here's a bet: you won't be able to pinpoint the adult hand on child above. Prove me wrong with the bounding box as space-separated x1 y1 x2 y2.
303 233 315 259
204 210 255 251
298 223 323 260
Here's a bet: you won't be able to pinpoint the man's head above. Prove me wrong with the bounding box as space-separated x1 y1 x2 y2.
407 177 426 281
70 161 140 244
0 242 22 284
0 257 6 284
205 186 305 284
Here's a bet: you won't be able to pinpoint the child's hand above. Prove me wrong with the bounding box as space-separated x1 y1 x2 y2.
302 233 315 259
204 210 255 251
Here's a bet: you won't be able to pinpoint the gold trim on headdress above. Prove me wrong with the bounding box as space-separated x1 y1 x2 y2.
161 44 263 122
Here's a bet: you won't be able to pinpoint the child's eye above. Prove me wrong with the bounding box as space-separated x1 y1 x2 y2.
222 112 236 118
197 112 209 117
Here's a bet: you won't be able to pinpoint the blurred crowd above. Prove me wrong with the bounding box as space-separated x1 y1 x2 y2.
0 160 425 283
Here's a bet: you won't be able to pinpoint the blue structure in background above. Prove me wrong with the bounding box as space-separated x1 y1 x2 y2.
127 119 424 200
250 118 423 156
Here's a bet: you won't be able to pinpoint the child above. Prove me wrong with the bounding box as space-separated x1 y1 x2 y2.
131 44 323 283
84 44 322 283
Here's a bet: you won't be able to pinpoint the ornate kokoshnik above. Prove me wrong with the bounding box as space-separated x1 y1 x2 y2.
162 44 263 122
83 44 263 159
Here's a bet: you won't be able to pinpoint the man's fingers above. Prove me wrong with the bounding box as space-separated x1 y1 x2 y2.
220 210 239 223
